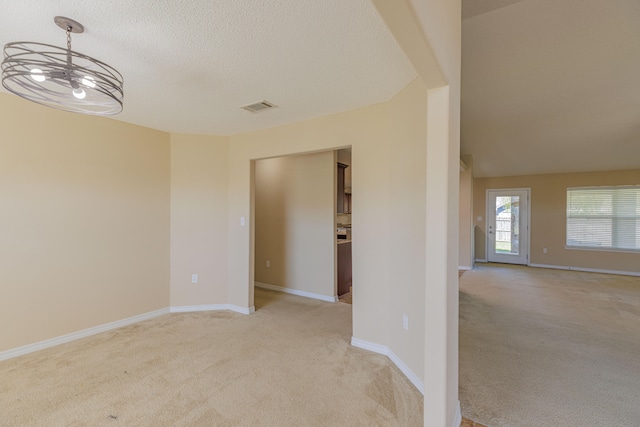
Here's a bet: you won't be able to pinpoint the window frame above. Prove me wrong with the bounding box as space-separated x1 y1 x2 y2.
566 185 640 253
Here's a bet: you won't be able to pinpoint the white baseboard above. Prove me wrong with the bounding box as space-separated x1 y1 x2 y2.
351 337 389 355
170 304 255 315
529 263 640 277
255 282 337 303
474 259 487 263
1 302 258 362
170 304 229 313
0 307 169 362
351 338 462 427
230 305 256 315
351 337 425 395
452 400 462 427
387 349 425 395
458 265 473 271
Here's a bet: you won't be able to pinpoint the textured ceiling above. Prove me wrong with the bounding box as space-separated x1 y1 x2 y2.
0 0 416 135
462 0 640 177
6 1 637 178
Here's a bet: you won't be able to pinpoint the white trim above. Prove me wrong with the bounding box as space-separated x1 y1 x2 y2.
387 349 425 395
170 304 256 315
451 401 462 427
529 263 640 277
351 337 389 354
1 303 258 362
475 258 487 263
567 184 640 191
229 305 256 315
564 245 640 254
351 337 425 395
255 281 338 303
458 265 472 271
0 308 169 362
170 304 229 313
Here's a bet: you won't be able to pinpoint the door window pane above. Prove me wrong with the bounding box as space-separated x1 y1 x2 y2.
495 196 520 255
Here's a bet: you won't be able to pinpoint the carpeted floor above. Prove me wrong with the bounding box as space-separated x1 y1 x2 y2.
0 288 423 426
459 264 640 427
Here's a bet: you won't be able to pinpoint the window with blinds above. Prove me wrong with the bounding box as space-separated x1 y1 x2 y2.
566 186 640 251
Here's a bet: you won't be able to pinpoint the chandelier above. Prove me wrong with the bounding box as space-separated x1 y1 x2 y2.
1 16 124 115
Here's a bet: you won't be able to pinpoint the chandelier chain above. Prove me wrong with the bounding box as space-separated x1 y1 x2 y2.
66 26 72 50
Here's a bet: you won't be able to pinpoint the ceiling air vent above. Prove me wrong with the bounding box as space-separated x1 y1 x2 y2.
241 100 278 113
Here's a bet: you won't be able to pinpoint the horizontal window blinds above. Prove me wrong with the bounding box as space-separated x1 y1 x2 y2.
566 186 640 251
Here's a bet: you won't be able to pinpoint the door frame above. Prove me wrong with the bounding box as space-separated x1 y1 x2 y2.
485 188 531 265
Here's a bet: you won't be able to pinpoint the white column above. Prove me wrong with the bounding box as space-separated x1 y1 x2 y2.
425 85 460 427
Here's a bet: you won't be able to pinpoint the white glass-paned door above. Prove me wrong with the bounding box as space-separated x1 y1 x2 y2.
487 189 529 265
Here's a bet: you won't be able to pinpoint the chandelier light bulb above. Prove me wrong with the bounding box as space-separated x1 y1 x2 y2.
72 88 86 99
31 68 46 82
81 75 96 88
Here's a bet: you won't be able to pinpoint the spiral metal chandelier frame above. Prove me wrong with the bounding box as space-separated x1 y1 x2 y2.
1 16 124 115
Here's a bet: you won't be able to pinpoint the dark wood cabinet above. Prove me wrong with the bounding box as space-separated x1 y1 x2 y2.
337 162 347 213
337 242 352 296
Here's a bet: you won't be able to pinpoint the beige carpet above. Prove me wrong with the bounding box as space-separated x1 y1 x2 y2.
460 264 640 426
0 288 422 426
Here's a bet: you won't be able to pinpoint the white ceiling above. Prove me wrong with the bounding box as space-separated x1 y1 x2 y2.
462 0 640 177
4 1 638 179
0 0 416 135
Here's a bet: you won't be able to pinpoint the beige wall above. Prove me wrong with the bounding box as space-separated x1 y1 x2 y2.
459 155 474 269
170 134 230 307
228 102 386 313
226 77 429 383
254 152 335 297
386 76 428 378
404 1 462 425
0 94 170 352
1 5 460 424
474 169 640 273
374 1 461 425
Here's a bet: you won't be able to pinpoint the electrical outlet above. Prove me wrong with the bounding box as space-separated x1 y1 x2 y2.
191 274 198 284
402 315 409 330
543 248 548 254
266 260 270 268
477 216 483 222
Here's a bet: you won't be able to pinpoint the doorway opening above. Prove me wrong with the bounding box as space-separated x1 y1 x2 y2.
251 148 353 315
336 148 352 304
